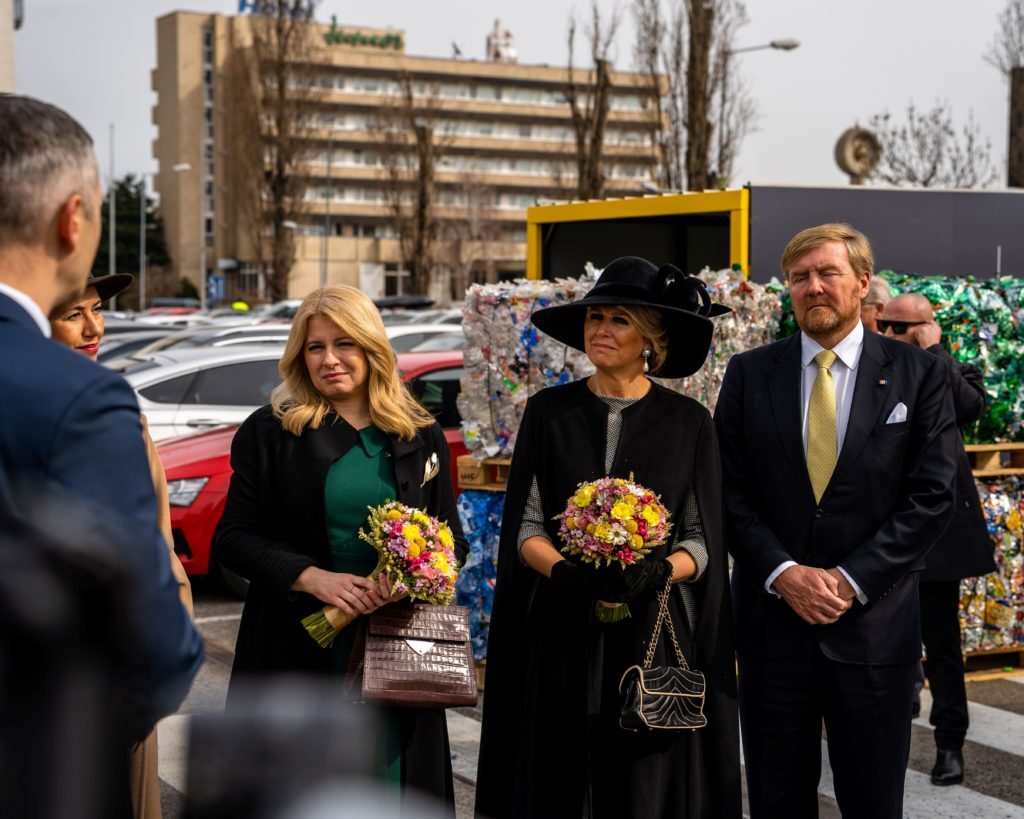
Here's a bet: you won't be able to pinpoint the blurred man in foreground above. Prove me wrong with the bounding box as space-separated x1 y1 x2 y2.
0 93 203 814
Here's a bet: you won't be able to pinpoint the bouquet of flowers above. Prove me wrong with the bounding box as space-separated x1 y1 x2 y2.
556 476 672 622
301 501 461 648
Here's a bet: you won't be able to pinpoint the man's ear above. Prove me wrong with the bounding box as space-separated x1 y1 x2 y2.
55 194 85 252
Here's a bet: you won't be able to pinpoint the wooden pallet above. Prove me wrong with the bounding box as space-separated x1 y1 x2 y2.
966 443 1024 477
963 644 1024 673
457 455 511 492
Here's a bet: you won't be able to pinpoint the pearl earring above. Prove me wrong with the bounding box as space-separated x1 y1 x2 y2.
642 348 651 373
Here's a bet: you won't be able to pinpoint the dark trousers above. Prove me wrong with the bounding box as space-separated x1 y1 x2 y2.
921 579 969 750
738 636 916 819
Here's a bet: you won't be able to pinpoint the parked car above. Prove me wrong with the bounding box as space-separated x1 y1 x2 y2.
133 322 291 355
123 347 284 441
156 350 468 589
386 323 464 353
96 329 175 363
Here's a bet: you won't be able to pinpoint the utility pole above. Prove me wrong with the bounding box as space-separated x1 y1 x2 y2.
1009 67 1024 187
108 124 116 309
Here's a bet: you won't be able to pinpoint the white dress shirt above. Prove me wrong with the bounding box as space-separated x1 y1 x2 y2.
765 322 868 604
0 282 51 338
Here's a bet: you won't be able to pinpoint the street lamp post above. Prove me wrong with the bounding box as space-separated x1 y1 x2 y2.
717 38 800 183
139 163 190 312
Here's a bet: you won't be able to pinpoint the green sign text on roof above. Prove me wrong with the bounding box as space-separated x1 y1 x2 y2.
324 16 403 50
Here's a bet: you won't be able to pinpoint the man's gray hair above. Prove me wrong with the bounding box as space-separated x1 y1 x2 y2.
0 95 99 244
865 277 892 306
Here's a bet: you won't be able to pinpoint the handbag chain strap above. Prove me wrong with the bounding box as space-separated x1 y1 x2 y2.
642 576 689 671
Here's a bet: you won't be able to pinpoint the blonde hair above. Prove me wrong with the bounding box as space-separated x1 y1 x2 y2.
271 285 435 439
781 223 874 280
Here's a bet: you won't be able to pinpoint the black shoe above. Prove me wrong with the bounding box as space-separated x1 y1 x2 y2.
931 749 964 786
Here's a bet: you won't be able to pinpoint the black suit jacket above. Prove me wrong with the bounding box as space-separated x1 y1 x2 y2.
214 405 467 682
921 346 996 582
714 330 959 664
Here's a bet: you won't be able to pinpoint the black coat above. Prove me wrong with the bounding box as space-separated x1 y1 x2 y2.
921 345 996 582
213 405 468 805
714 331 959 664
476 380 741 819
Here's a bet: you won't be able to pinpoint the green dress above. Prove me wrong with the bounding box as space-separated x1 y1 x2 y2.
324 424 402 789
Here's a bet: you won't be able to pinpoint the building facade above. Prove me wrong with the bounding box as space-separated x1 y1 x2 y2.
152 10 661 304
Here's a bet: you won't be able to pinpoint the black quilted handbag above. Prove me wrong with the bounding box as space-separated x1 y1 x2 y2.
618 577 707 731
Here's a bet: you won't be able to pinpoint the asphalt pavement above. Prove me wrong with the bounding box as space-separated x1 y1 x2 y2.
161 582 1024 819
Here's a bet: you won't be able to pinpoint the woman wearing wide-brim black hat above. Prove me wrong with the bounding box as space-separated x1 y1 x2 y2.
477 257 741 819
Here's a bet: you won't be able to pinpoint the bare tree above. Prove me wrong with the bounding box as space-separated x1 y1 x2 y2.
986 0 1024 75
231 4 321 301
868 102 997 188
632 0 755 191
439 174 502 300
566 1 621 200
376 73 445 297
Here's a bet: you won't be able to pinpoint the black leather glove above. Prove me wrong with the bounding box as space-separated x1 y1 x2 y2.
549 559 602 596
599 558 673 604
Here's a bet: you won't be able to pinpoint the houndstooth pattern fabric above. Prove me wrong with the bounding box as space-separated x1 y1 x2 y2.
516 394 707 627
806 349 839 503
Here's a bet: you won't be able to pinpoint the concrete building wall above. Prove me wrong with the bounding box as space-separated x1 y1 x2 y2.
0 0 15 93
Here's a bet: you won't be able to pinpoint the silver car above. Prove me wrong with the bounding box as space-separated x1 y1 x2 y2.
122 347 283 441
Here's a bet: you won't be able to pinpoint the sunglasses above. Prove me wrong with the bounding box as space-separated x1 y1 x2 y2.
876 319 927 335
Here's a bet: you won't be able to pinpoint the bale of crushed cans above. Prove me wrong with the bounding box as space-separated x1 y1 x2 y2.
961 476 1024 653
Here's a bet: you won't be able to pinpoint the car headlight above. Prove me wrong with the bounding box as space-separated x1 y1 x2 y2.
167 477 210 507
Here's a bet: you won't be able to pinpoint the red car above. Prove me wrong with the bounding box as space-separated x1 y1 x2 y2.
158 350 468 587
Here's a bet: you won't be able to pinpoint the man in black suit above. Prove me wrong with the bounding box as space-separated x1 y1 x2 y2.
0 95 203 736
879 293 995 786
715 224 959 818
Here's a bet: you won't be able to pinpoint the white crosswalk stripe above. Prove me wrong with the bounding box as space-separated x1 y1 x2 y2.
443 674 1024 818
159 673 1024 818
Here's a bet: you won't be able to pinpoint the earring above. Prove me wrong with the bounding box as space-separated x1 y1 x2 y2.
642 348 651 373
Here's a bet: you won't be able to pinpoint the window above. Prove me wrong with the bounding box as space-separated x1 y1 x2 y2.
140 373 196 405
519 124 531 138
183 360 281 406
406 367 464 429
203 29 213 48
389 332 427 352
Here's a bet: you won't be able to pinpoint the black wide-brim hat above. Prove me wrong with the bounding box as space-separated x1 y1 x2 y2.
531 257 730 378
86 273 134 303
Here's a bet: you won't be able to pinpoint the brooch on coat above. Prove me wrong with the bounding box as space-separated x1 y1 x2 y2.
420 452 440 487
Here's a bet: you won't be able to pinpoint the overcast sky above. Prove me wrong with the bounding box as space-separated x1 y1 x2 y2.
11 0 1013 189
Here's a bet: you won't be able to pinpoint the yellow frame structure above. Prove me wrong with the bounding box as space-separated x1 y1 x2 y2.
525 188 750 279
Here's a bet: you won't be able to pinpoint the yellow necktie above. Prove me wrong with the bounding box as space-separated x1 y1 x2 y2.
807 349 838 503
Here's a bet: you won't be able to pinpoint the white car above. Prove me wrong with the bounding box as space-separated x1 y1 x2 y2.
386 323 464 353
122 348 283 441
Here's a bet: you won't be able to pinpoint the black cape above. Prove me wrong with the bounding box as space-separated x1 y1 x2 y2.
476 380 741 819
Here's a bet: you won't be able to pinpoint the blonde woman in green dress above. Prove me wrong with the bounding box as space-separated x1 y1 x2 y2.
215 285 468 813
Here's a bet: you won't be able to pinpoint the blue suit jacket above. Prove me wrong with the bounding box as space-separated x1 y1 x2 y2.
0 292 203 732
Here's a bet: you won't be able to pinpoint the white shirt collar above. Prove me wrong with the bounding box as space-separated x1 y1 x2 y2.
0 283 51 338
800 320 864 371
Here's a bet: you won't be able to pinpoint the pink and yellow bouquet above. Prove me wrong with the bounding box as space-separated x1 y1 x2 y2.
302 501 460 648
556 476 672 621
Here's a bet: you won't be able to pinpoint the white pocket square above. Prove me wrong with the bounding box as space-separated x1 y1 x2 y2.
886 402 908 424
420 452 440 487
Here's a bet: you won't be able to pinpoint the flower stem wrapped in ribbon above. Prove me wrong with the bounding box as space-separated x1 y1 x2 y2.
556 476 672 622
301 501 461 648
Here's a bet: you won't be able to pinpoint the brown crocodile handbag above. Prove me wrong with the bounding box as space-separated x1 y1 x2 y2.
618 578 707 731
360 601 478 708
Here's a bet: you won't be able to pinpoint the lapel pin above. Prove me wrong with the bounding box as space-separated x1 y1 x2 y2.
878 378 888 386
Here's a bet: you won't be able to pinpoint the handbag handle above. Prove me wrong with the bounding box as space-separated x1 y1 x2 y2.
641 576 689 671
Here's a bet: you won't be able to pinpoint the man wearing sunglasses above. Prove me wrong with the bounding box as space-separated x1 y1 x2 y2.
879 293 995 786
